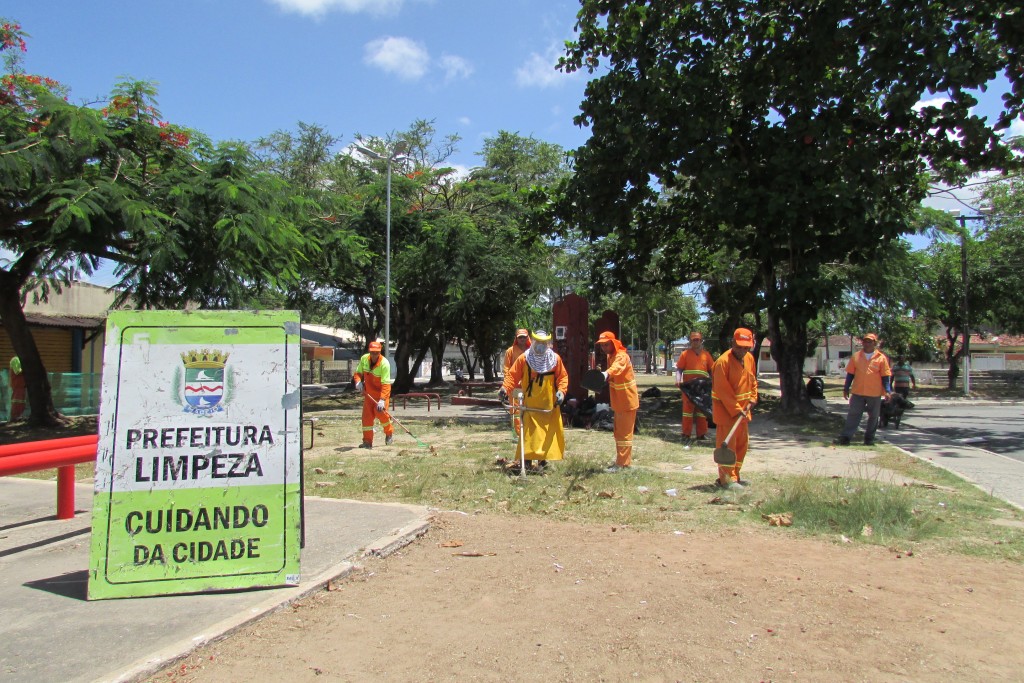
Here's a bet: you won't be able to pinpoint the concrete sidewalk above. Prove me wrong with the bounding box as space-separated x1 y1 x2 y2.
0 478 431 683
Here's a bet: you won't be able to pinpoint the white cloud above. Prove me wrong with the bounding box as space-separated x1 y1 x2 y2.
457 116 472 126
913 97 950 112
515 50 569 88
439 54 474 82
1009 116 1024 139
364 37 430 81
268 0 403 17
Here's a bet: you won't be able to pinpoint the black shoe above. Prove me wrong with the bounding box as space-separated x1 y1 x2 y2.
359 442 372 449
736 479 750 487
385 435 394 445
833 437 850 446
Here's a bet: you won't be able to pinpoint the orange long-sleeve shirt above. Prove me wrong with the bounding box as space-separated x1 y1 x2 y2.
711 349 757 420
675 348 714 383
503 344 527 376
353 354 392 401
606 348 639 412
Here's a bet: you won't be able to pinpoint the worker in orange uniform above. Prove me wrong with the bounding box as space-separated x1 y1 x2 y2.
353 341 394 449
500 330 569 471
502 329 531 434
835 332 892 446
595 331 639 473
674 331 715 441
711 328 759 490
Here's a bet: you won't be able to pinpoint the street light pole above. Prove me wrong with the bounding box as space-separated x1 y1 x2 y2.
949 208 991 397
355 141 408 378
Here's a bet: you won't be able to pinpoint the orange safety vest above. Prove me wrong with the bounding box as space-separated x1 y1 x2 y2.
846 351 891 397
353 353 392 401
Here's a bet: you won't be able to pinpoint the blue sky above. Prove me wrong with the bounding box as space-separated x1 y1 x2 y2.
5 0 592 173
5 1 1021 287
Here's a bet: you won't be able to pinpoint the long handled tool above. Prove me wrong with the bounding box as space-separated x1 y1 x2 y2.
713 407 751 466
504 388 558 477
367 390 429 449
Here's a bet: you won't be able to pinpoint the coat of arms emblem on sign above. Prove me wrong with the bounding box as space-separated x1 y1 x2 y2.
180 349 230 415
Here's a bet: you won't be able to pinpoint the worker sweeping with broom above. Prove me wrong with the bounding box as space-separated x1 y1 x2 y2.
353 341 394 449
499 330 568 473
711 328 758 490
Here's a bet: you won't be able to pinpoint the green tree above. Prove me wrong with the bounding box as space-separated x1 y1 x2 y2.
0 21 313 424
555 1 1024 412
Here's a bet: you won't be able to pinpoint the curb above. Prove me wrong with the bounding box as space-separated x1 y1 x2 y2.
109 513 432 683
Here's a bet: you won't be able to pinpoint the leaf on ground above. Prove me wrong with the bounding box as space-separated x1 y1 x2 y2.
439 540 463 548
597 490 617 498
762 512 793 527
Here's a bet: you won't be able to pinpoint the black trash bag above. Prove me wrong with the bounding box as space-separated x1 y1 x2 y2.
679 377 713 418
641 386 662 398
593 408 615 431
806 376 825 400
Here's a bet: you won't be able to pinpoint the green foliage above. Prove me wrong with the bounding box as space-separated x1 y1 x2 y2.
552 1 1024 412
0 19 316 422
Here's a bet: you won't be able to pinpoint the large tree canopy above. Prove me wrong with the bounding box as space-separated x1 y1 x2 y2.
554 1 1024 411
1 21 314 424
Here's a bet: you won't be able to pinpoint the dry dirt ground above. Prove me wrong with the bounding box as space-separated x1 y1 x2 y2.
154 421 1024 683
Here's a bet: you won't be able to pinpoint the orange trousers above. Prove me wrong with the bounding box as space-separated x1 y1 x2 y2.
613 408 637 467
361 395 394 445
681 394 708 438
715 413 749 484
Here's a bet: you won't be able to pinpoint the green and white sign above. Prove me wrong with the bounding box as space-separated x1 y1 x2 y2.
88 310 302 600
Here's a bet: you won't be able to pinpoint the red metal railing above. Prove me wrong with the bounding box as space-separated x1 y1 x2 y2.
0 434 99 519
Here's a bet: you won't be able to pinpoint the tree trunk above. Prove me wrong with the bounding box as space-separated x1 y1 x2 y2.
766 309 812 414
944 327 962 390
427 336 445 386
0 268 64 427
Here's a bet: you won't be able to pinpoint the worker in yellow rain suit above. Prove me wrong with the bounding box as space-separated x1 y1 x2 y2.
500 330 568 472
353 341 394 449
502 328 531 434
674 331 714 441
595 330 639 473
711 328 759 490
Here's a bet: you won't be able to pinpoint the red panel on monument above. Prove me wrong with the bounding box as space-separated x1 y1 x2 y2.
552 293 589 400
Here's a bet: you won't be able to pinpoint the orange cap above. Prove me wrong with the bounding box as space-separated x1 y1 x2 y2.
862 333 878 342
515 328 529 338
597 331 617 344
368 341 382 352
733 328 754 348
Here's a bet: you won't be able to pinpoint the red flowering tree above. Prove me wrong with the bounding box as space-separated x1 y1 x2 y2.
0 20 315 425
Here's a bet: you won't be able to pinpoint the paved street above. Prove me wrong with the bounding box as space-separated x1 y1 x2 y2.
899 401 1024 461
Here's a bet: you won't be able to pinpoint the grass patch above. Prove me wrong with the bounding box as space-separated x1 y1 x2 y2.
6 374 1024 561
753 472 937 542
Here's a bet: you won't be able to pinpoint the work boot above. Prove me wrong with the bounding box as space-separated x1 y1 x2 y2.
385 435 394 445
725 481 745 491
359 442 372 449
833 437 850 446
605 464 628 473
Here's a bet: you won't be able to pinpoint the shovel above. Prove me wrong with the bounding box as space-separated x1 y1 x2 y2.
713 407 750 466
